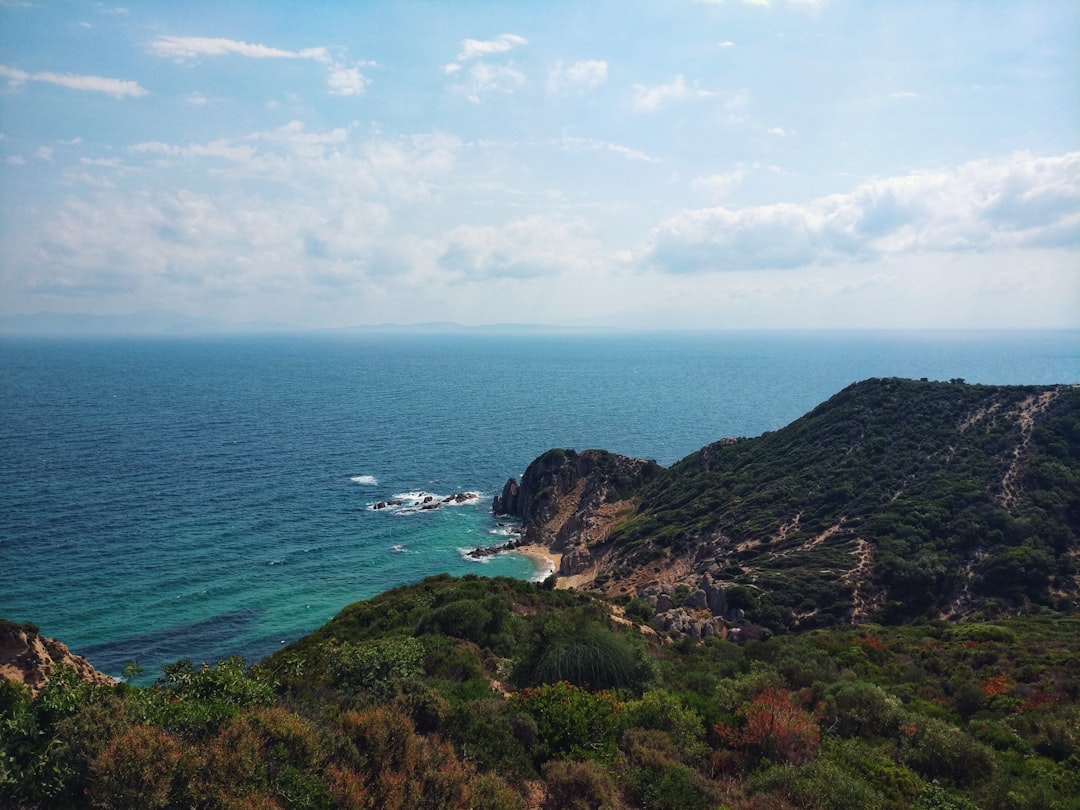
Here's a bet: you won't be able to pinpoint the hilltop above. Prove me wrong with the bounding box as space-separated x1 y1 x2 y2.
495 378 1080 633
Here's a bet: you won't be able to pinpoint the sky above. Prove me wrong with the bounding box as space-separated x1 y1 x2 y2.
0 0 1077 331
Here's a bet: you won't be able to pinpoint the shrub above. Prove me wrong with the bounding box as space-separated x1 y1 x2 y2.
715 687 821 765
323 638 425 697
519 618 640 691
751 758 885 810
509 682 623 762
903 718 995 787
823 680 901 739
542 760 622 810
623 598 654 624
88 724 187 809
443 699 537 780
622 690 708 763
622 729 715 810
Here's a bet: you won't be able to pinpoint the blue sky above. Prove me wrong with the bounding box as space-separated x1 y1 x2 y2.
1 0 1077 330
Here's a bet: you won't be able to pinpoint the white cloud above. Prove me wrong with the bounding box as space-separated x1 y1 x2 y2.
643 151 1080 273
149 35 373 97
547 60 608 94
443 32 528 101
326 65 369 96
7 123 468 303
0 63 147 98
150 36 331 64
186 91 207 105
692 164 755 198
456 62 526 101
559 137 659 163
438 216 599 280
454 33 527 63
131 138 256 162
633 75 715 112
35 146 53 161
80 157 123 167
5 155 25 165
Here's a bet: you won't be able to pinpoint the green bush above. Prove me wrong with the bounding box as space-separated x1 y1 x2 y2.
622 690 708 763
508 682 622 762
518 617 641 691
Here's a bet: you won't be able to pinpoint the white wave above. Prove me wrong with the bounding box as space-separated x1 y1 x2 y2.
527 556 556 582
370 489 483 514
350 475 378 485
458 547 491 564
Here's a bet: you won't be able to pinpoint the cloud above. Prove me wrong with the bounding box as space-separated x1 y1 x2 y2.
454 33 527 63
453 62 526 103
443 32 528 101
547 60 608 94
149 35 372 97
559 137 659 163
692 164 756 198
6 123 471 304
326 65 369 96
0 63 147 98
643 151 1080 272
438 216 598 280
150 35 331 63
131 138 256 162
632 75 716 112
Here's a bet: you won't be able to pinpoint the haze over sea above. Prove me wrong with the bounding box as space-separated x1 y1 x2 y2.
1 330 1077 680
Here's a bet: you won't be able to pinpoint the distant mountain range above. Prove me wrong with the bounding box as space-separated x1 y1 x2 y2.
0 310 620 336
0 309 296 335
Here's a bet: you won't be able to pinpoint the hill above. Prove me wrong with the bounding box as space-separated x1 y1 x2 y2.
4 575 1079 809
495 378 1080 633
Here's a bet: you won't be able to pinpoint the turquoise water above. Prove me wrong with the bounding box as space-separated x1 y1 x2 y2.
1 330 1077 678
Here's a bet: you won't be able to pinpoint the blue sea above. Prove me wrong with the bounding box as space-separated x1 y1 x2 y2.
1 330 1077 681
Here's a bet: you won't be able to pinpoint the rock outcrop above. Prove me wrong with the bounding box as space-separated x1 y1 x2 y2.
493 448 660 580
0 622 115 696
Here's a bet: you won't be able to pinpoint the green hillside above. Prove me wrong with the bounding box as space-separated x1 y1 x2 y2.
589 379 1080 629
3 577 1079 809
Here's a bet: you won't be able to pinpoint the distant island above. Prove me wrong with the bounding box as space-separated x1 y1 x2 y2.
2 378 1077 809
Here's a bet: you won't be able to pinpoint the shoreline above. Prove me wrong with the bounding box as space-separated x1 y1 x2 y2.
512 544 562 582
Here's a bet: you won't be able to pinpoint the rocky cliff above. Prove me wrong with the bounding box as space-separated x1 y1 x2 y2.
494 448 660 579
496 379 1080 634
0 621 115 696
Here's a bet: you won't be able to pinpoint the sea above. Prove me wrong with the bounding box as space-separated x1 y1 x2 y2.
1 330 1077 682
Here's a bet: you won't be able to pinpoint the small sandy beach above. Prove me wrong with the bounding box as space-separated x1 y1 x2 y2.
513 544 562 582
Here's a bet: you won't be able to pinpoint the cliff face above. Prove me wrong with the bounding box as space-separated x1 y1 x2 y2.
498 379 1080 633
0 622 115 696
494 449 660 577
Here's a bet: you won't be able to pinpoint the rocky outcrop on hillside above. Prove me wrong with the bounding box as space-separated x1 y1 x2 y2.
0 622 115 696
493 449 660 579
496 379 1080 632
